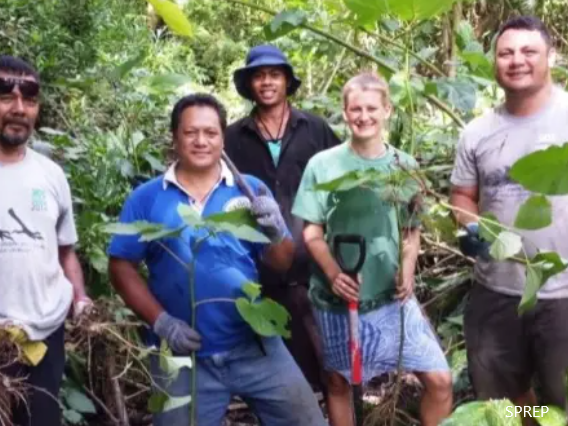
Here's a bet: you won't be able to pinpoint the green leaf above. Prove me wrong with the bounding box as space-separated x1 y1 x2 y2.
514 195 552 230
518 263 543 315
479 212 503 243
159 355 192 381
531 252 568 283
147 0 193 37
436 78 477 113
102 221 163 236
537 406 567 426
177 204 203 227
206 208 257 228
64 388 96 414
148 392 191 413
519 252 568 314
450 349 467 383
313 170 368 192
236 298 291 338
139 226 185 242
242 282 262 301
345 0 459 22
490 231 523 261
460 51 493 80
265 9 307 40
62 409 84 424
213 222 270 243
509 143 568 195
441 399 520 426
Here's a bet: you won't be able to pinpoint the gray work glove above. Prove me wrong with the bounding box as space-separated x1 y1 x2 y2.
152 312 202 355
251 187 287 244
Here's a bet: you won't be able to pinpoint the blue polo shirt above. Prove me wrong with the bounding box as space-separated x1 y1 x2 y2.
108 162 281 356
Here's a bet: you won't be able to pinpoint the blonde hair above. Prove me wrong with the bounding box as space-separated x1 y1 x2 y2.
342 72 391 108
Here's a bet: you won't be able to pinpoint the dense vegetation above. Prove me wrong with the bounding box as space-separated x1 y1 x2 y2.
2 0 568 424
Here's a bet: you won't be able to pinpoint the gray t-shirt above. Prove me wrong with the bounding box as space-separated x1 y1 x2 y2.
0 148 78 340
451 86 568 299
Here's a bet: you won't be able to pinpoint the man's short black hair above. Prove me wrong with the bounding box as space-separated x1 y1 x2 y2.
496 16 553 47
170 93 227 133
0 55 40 81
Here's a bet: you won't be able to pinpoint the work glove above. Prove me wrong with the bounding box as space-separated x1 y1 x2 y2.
72 296 94 321
251 187 287 244
153 312 202 355
458 222 491 261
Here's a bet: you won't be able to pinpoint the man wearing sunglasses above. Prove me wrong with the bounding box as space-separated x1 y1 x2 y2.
0 55 91 426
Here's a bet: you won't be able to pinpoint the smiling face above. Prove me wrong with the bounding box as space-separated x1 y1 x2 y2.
495 29 554 95
0 71 39 148
174 105 223 172
343 88 391 144
249 66 288 107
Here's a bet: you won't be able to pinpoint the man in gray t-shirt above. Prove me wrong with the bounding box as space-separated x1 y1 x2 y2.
450 16 568 411
0 56 91 426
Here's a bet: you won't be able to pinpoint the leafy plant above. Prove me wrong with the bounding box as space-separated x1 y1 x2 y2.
104 202 290 421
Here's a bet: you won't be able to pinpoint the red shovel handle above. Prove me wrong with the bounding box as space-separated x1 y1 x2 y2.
348 301 362 385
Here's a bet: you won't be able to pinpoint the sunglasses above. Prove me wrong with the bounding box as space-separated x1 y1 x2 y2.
0 77 40 99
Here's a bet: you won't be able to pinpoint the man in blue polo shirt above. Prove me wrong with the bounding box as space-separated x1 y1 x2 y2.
107 93 326 426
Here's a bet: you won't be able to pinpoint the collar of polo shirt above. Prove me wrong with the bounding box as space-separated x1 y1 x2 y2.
162 160 235 191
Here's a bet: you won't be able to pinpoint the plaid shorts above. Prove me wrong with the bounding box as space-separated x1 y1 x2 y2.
314 297 449 384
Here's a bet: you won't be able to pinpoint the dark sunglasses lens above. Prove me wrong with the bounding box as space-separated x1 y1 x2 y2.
0 78 15 95
18 81 40 98
0 78 39 98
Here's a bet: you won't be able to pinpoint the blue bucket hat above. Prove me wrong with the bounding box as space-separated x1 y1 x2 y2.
233 44 302 101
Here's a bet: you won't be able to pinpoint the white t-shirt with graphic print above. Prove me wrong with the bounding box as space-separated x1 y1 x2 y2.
0 147 78 340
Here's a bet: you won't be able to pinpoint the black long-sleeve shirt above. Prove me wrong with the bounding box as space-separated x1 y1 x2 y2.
225 107 342 286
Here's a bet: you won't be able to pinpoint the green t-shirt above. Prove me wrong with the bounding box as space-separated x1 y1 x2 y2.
292 142 420 313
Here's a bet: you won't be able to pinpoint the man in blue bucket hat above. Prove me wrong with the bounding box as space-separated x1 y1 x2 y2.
225 44 341 394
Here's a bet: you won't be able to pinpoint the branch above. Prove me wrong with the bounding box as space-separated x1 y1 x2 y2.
223 0 465 128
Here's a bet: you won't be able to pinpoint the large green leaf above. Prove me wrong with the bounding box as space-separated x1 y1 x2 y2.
514 195 552 230
441 399 520 426
147 0 193 37
140 226 185 242
236 298 291 338
206 208 257 228
509 143 568 195
212 222 270 244
345 0 459 22
435 78 477 113
265 9 307 40
489 231 522 261
518 263 543 314
532 252 568 283
537 406 567 426
102 221 163 236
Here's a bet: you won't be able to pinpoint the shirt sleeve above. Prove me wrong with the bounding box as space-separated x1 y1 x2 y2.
450 130 478 187
107 191 149 263
56 174 78 246
292 159 326 224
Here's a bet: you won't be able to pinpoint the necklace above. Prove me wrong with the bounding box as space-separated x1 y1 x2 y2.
256 102 289 143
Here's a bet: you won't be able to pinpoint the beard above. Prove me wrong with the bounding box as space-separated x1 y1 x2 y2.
0 120 31 147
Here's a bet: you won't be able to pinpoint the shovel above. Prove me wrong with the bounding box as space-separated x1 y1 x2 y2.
333 234 367 426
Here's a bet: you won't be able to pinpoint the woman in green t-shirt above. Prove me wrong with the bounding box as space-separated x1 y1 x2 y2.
292 72 452 426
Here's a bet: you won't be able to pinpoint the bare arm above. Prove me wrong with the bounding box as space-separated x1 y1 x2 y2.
262 238 295 272
396 227 421 300
59 245 87 301
303 222 358 302
108 257 164 326
450 184 479 226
